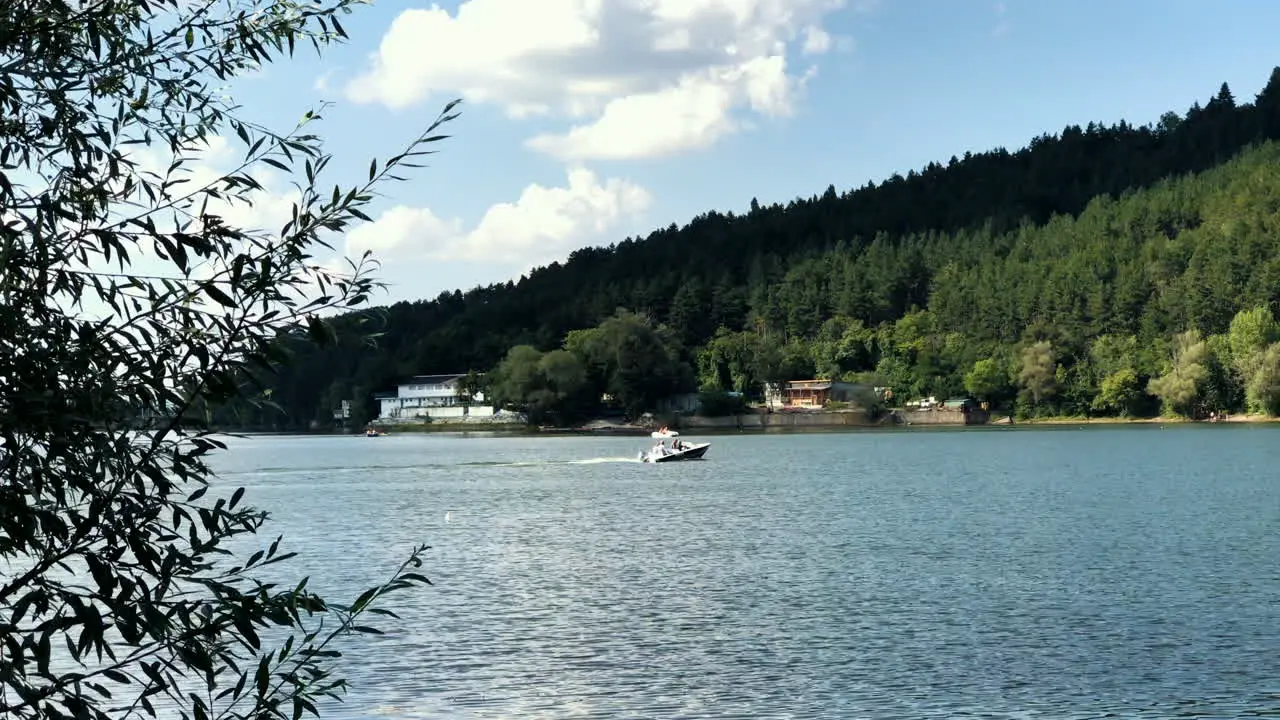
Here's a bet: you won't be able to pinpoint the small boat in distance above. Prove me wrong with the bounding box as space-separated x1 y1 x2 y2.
365 427 385 437
639 428 711 463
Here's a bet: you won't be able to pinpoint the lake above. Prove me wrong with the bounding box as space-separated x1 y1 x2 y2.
208 424 1280 719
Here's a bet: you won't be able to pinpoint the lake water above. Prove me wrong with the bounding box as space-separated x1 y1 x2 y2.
208 425 1280 719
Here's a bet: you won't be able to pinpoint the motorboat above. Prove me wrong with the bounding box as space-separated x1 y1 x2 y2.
641 441 710 463
364 428 385 437
639 428 710 463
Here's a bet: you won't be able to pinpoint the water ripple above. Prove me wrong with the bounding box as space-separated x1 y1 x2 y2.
204 428 1280 719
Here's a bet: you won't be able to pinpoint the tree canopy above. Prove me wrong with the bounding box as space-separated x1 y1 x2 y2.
233 68 1280 426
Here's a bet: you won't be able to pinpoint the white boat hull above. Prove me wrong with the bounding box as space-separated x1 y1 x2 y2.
640 441 711 463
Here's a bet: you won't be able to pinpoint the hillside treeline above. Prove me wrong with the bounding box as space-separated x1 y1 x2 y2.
226 68 1280 428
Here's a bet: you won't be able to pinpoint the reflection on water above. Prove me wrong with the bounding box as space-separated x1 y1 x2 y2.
204 426 1280 719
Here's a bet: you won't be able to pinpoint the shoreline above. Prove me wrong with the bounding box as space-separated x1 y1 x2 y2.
215 412 1280 437
385 413 1280 436
995 413 1279 426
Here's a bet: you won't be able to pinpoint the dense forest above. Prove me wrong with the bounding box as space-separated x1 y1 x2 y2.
228 67 1280 428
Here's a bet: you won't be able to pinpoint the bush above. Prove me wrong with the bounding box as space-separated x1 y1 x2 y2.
697 389 748 416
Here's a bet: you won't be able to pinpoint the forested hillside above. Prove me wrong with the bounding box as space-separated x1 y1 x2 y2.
239 68 1280 428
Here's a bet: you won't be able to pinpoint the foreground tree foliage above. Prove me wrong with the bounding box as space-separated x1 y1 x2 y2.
0 0 457 717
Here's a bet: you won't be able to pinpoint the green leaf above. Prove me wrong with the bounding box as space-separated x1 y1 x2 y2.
202 283 236 308
37 631 51 675
349 586 378 613
256 657 271 698
306 316 336 347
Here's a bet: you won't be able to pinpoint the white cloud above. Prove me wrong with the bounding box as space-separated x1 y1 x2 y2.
525 57 803 161
344 205 461 256
106 139 651 305
344 167 650 276
33 134 311 322
123 135 300 238
345 0 849 160
802 26 832 54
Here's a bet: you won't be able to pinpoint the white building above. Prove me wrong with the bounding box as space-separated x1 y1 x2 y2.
374 373 494 421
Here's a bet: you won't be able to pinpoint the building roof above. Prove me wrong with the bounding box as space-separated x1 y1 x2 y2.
373 391 397 399
787 381 832 391
407 373 465 384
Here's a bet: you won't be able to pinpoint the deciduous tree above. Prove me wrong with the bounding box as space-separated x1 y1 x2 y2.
0 1 457 717
1149 330 1211 417
1017 341 1057 410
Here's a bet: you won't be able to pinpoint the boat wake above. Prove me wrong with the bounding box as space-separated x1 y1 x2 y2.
458 456 642 468
221 456 643 478
569 456 645 465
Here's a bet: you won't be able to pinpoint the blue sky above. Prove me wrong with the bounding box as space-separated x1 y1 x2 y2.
216 0 1280 306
